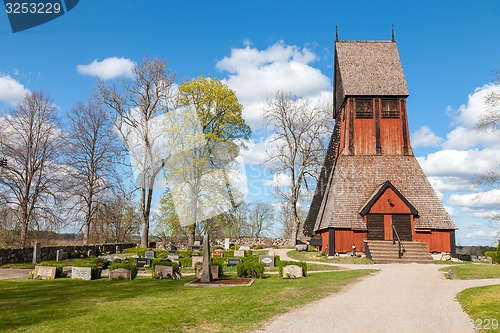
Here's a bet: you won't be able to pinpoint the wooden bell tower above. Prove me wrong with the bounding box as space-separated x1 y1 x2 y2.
304 35 457 261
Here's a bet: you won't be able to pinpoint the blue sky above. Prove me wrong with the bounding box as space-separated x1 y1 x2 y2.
0 0 499 245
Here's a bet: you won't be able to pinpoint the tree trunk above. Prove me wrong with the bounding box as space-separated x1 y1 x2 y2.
139 187 153 248
200 232 211 283
187 224 195 246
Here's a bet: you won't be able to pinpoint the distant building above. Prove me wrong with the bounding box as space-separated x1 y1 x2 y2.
303 36 457 261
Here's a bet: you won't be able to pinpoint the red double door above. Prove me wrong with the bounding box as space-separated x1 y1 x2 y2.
366 214 412 241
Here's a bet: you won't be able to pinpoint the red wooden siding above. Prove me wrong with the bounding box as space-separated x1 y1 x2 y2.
379 117 404 155
334 229 366 253
368 187 412 214
414 230 451 252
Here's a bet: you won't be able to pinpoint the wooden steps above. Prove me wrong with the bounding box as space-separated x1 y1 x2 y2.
365 240 434 264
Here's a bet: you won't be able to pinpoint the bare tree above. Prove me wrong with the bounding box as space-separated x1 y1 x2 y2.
96 57 175 248
0 91 65 247
263 91 332 243
475 71 500 132
67 100 122 245
248 201 274 239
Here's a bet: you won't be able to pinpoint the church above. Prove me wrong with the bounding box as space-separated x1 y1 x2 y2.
303 33 457 262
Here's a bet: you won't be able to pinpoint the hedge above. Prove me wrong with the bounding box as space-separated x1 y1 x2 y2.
109 260 138 279
278 261 308 277
179 257 192 268
236 261 264 278
485 251 498 264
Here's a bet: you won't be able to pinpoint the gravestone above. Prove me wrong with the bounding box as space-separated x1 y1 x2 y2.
191 255 203 268
154 265 174 279
169 244 178 252
56 249 67 262
239 245 251 251
32 242 41 264
259 255 275 267
134 258 151 269
212 251 223 258
109 268 132 280
224 238 231 250
35 266 56 280
295 244 308 252
282 265 303 278
71 267 92 280
87 249 96 257
487 256 493 264
196 265 219 279
227 257 242 267
167 251 179 260
265 238 273 248
234 250 245 257
144 250 155 260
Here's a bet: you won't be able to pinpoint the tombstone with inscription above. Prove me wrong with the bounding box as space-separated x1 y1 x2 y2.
34 266 57 280
196 265 219 279
282 265 303 278
259 255 275 267
212 251 223 258
227 257 242 267
71 267 92 280
109 268 132 280
234 250 245 257
167 250 179 260
154 265 174 279
32 242 41 264
134 257 151 269
144 250 155 260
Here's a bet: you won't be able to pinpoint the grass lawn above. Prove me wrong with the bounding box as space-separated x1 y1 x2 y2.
287 250 373 264
0 270 375 333
457 285 500 333
440 264 500 279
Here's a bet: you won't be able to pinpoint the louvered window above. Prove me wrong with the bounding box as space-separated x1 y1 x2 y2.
355 98 373 118
381 99 400 118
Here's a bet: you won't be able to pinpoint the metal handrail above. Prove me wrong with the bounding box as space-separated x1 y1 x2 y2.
392 224 406 259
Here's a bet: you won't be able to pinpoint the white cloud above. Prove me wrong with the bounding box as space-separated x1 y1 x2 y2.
411 126 444 148
461 230 499 239
262 173 291 187
449 189 500 209
443 83 500 149
417 149 500 178
0 75 29 105
216 41 332 128
77 57 135 80
240 135 273 165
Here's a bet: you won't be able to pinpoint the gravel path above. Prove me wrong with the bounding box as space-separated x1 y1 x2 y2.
256 249 500 333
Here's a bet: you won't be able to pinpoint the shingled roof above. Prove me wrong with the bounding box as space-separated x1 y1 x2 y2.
335 41 409 101
313 154 457 231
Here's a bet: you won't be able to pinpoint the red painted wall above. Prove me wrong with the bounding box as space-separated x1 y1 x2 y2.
414 230 451 252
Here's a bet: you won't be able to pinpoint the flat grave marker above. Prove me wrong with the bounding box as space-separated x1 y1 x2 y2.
282 265 303 278
34 266 56 280
259 255 275 267
71 267 92 280
109 268 131 280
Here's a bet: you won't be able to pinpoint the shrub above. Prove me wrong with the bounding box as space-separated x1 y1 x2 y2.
485 251 498 264
37 262 63 278
179 257 192 268
211 245 223 251
151 259 180 274
71 263 101 280
278 261 308 277
177 249 193 258
274 255 281 266
211 257 227 267
236 261 264 278
91 257 110 269
252 244 264 250
109 260 138 279
69 251 88 259
497 240 500 261
222 250 234 258
243 255 259 264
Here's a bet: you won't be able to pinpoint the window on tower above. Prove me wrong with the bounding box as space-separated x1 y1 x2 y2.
355 98 373 118
381 99 400 118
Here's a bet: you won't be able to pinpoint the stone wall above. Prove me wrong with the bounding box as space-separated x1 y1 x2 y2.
0 243 136 265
